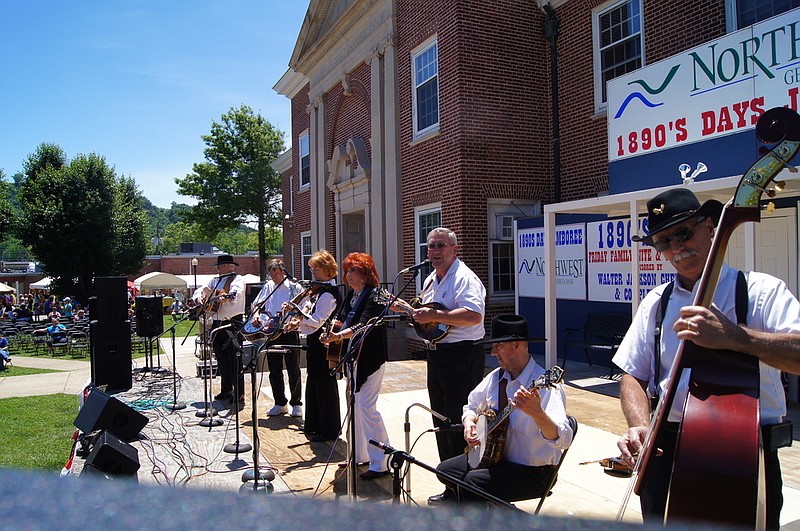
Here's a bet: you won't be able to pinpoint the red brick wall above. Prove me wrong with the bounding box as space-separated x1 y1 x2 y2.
395 0 548 314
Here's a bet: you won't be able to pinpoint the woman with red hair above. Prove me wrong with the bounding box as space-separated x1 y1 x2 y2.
323 252 391 479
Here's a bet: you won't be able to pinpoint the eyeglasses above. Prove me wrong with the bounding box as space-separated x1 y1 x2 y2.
652 218 705 252
427 242 450 249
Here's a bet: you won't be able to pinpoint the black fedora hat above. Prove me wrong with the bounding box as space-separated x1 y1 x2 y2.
214 254 239 267
476 314 546 344
632 188 723 246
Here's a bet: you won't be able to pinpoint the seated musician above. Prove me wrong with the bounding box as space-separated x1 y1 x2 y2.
431 314 573 505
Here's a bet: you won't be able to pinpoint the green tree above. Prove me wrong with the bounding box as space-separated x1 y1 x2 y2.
16 143 148 303
175 105 285 280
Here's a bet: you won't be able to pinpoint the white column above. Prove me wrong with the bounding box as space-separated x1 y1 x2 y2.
382 35 401 275
369 48 384 269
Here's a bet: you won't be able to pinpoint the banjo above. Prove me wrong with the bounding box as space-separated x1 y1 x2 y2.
468 365 564 469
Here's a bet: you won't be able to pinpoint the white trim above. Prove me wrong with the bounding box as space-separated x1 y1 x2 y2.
299 129 310 189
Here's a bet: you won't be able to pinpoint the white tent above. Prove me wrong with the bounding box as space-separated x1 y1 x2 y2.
30 277 52 290
0 282 15 293
178 274 263 290
134 272 187 292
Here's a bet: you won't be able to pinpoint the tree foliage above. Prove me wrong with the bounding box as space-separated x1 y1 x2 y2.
16 143 148 303
175 105 285 279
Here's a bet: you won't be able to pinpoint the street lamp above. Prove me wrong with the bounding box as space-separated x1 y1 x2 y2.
191 257 199 291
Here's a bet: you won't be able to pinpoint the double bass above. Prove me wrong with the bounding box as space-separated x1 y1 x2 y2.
621 107 800 527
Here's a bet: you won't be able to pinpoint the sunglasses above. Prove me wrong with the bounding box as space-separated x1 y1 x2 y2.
651 218 705 252
427 242 450 249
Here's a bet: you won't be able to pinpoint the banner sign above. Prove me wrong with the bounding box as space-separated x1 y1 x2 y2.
517 223 586 300
586 219 676 303
608 8 800 162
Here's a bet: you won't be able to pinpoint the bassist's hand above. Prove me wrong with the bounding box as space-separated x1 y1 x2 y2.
675 305 745 351
617 426 648 467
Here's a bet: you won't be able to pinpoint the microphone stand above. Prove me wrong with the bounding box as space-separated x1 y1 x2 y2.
240 339 277 493
404 403 451 496
192 276 229 428
368 439 521 511
196 308 222 427
159 315 189 411
216 324 255 455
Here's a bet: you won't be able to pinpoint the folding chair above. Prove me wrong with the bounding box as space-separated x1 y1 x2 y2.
534 415 578 514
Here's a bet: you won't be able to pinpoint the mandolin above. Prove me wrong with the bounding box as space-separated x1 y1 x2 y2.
373 289 451 344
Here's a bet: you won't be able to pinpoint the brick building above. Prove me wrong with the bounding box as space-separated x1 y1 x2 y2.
274 0 799 355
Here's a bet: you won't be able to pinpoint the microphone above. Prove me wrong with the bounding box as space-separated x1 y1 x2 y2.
369 439 396 453
431 423 464 433
398 259 430 275
279 264 296 281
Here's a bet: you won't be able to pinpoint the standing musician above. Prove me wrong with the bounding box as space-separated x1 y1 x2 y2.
251 259 304 418
288 250 342 442
614 188 800 528
406 227 486 506
433 314 573 505
321 252 391 479
193 254 246 407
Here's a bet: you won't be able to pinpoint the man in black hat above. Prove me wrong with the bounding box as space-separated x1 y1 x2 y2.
193 254 246 407
430 314 573 506
614 188 800 528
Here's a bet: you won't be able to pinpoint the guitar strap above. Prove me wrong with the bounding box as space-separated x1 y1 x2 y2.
652 270 748 409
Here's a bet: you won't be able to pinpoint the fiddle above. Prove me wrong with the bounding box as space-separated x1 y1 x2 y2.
282 282 325 332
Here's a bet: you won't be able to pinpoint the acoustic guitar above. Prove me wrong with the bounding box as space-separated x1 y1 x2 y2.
468 365 564 469
374 289 451 344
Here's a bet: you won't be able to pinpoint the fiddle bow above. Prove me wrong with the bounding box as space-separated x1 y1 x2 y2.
620 107 800 527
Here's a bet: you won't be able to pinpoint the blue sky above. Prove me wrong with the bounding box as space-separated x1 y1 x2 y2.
0 1 309 207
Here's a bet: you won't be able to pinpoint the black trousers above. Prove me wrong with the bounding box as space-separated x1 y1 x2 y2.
266 331 302 406
436 454 555 505
303 330 340 437
212 316 244 397
640 423 783 529
426 340 485 461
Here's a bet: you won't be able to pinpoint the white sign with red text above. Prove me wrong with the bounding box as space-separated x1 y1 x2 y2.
608 8 800 162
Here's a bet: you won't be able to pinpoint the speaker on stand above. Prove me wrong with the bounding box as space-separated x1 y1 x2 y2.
135 295 164 373
90 277 133 391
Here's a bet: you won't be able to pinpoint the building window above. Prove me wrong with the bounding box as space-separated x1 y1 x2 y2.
299 131 310 188
593 0 643 110
415 205 441 289
301 232 312 281
492 242 515 295
412 37 439 138
488 201 539 297
733 0 800 28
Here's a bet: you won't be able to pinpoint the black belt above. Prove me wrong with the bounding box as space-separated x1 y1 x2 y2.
427 339 475 351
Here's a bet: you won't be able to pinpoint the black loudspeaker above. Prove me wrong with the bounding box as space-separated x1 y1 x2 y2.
83 430 140 477
74 387 147 441
135 295 163 337
244 283 262 315
95 276 128 322
90 320 133 391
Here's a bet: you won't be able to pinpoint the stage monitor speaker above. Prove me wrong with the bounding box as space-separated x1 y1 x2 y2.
83 430 140 477
74 387 148 441
135 295 163 337
90 320 133 392
244 283 263 315
94 276 128 322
